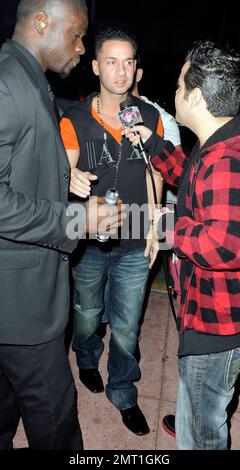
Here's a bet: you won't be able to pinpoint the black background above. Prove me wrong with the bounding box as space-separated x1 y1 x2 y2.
0 0 239 116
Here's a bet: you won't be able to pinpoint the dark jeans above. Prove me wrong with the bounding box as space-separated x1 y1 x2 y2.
72 246 149 410
0 335 83 450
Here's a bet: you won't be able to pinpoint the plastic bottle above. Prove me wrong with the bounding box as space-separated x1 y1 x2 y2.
96 188 119 242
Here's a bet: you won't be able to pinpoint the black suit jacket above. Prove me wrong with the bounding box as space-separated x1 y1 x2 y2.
0 41 80 344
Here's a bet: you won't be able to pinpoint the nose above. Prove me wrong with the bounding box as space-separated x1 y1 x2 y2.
117 61 126 75
76 39 85 56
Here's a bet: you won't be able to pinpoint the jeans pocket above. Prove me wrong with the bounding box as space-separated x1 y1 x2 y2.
224 348 240 391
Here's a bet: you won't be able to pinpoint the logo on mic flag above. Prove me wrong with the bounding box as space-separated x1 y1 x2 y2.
119 106 143 128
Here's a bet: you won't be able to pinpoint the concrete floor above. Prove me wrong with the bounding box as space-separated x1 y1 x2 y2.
13 290 240 450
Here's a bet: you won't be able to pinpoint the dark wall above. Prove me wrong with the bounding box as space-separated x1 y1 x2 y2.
90 0 239 114
0 0 239 114
0 0 18 42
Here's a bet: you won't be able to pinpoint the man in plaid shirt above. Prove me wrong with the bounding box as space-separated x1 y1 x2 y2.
123 39 240 449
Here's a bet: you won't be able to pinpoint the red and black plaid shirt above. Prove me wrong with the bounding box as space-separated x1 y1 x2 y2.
150 117 240 336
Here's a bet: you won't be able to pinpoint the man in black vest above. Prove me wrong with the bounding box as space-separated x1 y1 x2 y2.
0 0 124 450
60 26 163 436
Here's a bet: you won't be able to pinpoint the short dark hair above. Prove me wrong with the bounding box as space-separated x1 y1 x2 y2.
16 0 87 22
184 39 240 117
94 26 137 58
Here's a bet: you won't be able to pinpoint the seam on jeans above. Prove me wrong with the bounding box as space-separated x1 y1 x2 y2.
193 355 209 447
224 350 234 390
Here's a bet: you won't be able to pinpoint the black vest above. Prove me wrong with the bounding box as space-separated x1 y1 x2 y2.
64 93 160 252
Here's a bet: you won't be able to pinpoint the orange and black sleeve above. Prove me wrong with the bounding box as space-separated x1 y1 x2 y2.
60 117 80 151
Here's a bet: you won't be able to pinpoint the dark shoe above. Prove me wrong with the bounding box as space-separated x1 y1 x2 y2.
120 405 150 436
162 414 175 438
96 322 108 339
79 368 104 393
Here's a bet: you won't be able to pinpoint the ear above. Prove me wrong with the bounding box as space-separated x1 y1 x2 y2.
92 59 100 77
190 87 202 108
34 11 48 34
136 67 143 84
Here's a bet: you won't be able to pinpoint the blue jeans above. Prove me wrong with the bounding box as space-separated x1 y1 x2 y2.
72 246 149 410
101 279 109 323
176 349 240 449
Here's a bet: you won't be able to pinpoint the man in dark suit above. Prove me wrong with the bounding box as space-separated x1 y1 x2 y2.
0 0 124 450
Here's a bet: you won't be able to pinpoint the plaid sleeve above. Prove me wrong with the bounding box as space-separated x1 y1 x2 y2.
174 156 240 270
148 135 187 187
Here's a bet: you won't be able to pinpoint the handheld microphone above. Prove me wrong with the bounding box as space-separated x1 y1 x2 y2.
119 98 157 205
119 102 177 324
118 99 151 170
